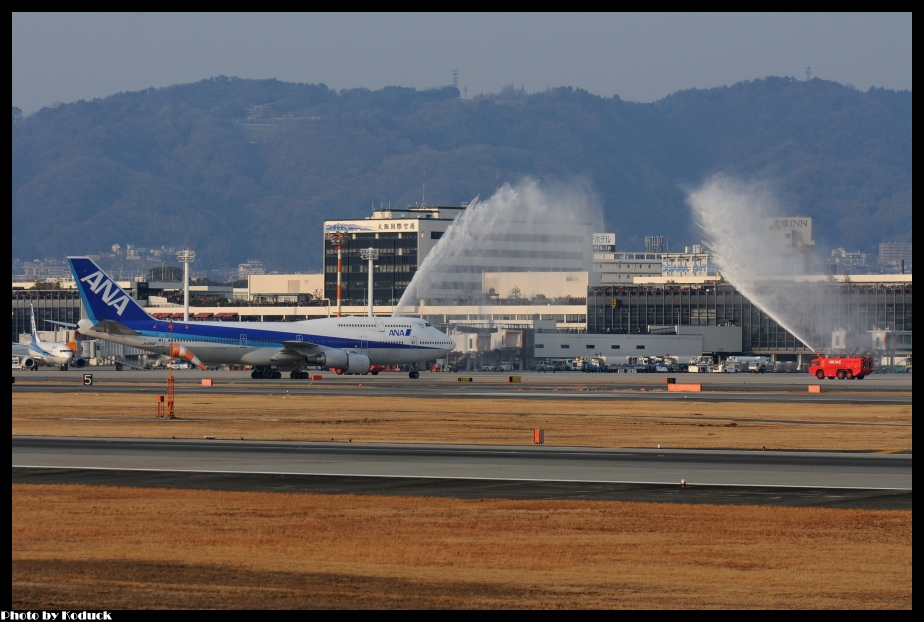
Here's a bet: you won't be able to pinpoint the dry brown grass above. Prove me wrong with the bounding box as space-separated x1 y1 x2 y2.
13 485 912 609
12 390 913 609
10 392 913 451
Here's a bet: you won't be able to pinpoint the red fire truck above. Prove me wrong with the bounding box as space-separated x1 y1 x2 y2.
807 354 875 380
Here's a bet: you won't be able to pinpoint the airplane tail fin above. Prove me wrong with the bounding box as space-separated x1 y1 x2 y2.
67 257 154 325
66 329 78 356
29 304 40 345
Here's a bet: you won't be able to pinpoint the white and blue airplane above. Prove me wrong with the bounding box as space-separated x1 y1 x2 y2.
12 304 80 371
67 256 456 379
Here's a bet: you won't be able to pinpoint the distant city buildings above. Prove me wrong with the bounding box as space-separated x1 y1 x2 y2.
9 212 912 289
879 242 912 273
14 258 72 281
829 248 870 275
12 245 267 284
236 259 267 279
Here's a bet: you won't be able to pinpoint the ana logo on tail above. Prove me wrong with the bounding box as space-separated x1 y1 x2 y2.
30 308 39 340
79 270 132 316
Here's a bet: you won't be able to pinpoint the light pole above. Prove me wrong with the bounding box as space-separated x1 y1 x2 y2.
177 249 196 321
360 247 379 317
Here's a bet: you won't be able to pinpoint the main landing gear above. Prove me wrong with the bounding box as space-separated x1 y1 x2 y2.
249 366 313 379
250 366 282 379
247 366 423 379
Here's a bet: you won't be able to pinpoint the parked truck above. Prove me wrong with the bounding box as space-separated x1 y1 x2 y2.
807 354 875 380
726 355 771 373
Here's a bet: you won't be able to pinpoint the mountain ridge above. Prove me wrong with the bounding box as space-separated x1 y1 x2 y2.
12 76 911 273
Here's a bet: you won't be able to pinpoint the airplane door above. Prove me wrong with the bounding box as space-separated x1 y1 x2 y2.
157 334 167 350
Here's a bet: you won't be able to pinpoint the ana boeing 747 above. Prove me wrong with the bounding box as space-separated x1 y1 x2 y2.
67 256 455 379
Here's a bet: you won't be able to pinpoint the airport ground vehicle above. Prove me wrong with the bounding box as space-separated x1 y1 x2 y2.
725 355 771 373
747 360 767 373
807 354 875 380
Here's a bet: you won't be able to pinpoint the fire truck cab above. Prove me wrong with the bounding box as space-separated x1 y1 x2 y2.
807 355 875 380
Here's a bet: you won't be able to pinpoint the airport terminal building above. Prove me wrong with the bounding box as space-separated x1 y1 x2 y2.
12 208 912 371
323 203 595 308
13 270 911 373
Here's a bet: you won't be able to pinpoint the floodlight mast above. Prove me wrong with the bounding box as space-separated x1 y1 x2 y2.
360 247 379 317
176 249 195 321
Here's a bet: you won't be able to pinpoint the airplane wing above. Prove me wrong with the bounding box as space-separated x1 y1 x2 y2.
44 319 78 328
280 340 370 372
281 340 328 356
83 319 141 336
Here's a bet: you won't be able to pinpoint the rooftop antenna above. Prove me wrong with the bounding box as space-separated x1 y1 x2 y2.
421 167 427 207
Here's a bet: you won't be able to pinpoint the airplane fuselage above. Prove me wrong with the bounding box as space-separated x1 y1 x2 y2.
78 316 454 369
13 340 74 368
68 256 455 379
15 303 76 370
30 344 75 367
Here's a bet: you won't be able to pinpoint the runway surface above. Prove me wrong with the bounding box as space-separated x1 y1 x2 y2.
13 368 912 509
12 437 911 510
12 366 914 405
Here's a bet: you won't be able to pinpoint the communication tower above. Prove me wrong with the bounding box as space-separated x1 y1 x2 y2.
328 232 347 317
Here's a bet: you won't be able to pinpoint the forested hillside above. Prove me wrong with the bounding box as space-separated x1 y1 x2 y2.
12 76 911 273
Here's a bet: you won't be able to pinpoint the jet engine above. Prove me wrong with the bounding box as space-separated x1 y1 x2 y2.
308 350 372 374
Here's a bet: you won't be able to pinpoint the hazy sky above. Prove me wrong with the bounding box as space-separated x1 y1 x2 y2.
13 12 912 117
